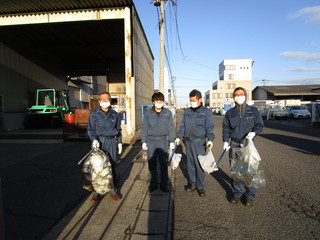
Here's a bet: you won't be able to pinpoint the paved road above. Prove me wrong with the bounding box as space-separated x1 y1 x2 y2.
173 113 320 239
0 137 141 240
0 113 319 239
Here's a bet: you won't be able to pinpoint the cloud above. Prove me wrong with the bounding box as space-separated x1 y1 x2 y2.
287 67 320 72
289 6 320 25
283 77 320 85
281 51 320 62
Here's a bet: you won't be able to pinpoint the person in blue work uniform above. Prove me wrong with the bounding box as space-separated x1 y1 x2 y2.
141 92 175 192
222 87 264 207
175 89 215 197
87 92 123 201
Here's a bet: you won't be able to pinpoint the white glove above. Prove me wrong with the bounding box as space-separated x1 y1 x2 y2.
118 143 122 155
170 142 175 150
142 143 148 151
206 141 213 152
246 132 256 140
92 140 100 149
223 142 230 151
175 138 181 145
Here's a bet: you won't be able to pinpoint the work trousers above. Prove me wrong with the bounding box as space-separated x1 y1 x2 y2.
185 138 206 190
147 136 169 186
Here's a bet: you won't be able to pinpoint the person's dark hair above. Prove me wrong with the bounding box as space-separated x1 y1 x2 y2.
99 92 111 100
233 87 247 97
189 89 202 99
152 92 165 102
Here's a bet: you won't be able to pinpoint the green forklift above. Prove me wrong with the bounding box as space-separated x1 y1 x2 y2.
24 89 71 128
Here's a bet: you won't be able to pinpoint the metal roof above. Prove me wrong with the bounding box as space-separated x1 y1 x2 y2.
253 85 320 96
0 0 150 77
0 0 133 15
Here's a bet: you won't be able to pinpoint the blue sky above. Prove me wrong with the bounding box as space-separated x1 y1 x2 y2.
134 1 320 106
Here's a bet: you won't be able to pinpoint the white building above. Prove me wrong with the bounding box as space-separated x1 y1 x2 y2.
205 59 254 109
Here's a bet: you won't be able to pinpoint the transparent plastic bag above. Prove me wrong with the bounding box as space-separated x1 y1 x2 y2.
198 151 218 174
168 146 182 170
81 149 114 195
230 139 266 188
170 153 182 170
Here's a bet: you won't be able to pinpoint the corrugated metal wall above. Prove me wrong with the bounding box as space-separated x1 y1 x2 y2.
132 7 154 131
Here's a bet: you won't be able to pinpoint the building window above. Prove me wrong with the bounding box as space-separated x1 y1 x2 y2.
224 65 236 70
229 74 234 80
225 93 233 98
217 93 222 99
226 83 236 89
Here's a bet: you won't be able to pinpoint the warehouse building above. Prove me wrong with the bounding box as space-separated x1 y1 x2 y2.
252 85 320 102
0 0 154 143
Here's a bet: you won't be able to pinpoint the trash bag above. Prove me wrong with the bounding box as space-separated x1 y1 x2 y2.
198 151 218 174
168 146 182 170
81 148 114 195
170 153 182 170
230 138 266 188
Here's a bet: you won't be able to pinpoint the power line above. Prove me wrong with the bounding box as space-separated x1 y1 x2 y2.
172 0 185 59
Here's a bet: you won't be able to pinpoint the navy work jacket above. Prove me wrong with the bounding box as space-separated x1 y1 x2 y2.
141 107 175 143
88 107 122 143
222 104 264 143
177 106 215 142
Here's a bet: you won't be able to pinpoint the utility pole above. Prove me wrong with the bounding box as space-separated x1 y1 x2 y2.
154 0 165 93
261 79 268 86
159 0 165 93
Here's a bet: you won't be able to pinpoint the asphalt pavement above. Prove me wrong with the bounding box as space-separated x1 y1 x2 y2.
0 115 319 240
172 114 320 240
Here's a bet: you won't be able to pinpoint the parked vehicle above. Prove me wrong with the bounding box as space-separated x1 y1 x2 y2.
285 105 311 119
25 89 71 128
302 103 320 116
261 104 289 120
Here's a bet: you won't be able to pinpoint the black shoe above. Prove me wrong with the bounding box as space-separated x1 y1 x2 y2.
149 184 158 192
245 198 254 207
184 185 197 192
197 189 206 197
160 185 169 193
230 196 241 204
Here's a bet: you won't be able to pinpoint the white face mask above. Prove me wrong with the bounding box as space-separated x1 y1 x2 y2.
190 102 199 108
234 96 246 105
154 103 163 109
100 102 111 108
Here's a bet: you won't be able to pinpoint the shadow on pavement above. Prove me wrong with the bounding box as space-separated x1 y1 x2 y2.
260 134 320 156
264 120 320 138
116 141 142 197
211 168 233 200
0 140 142 240
61 197 104 240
